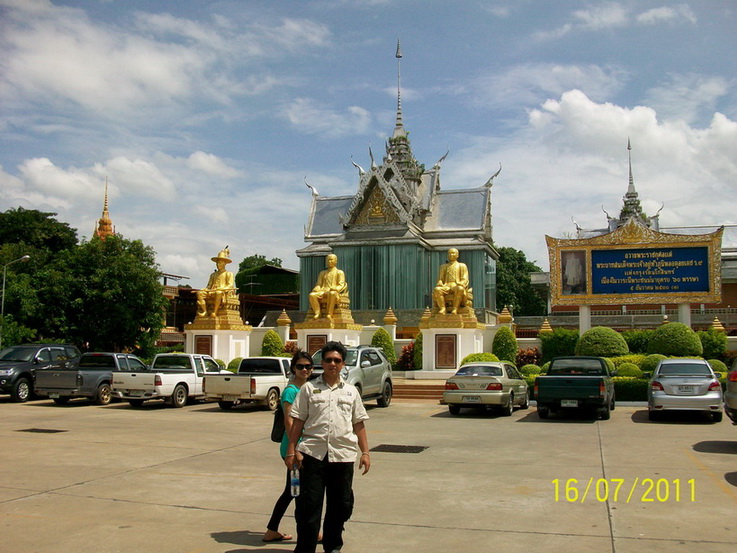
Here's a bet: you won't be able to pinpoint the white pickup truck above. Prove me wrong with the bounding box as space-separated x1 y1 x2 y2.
203 357 291 411
112 353 226 408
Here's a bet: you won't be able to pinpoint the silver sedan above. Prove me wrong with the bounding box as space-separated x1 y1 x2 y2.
443 362 529 416
647 358 723 422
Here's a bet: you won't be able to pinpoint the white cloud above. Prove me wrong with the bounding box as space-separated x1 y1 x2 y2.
637 5 697 25
471 63 627 108
572 3 628 30
186 152 242 179
101 157 176 200
446 90 737 270
281 98 373 137
643 74 730 124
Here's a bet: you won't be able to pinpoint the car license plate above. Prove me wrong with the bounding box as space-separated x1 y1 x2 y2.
129 390 144 397
561 399 578 407
677 385 694 394
49 393 59 399
223 395 238 402
462 395 481 403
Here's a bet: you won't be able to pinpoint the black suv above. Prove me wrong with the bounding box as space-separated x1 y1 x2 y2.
0 343 81 402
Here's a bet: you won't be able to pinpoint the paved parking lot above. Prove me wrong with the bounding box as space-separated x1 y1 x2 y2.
0 395 736 553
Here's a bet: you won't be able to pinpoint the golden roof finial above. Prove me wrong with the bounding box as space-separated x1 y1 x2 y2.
711 317 725 333
383 307 398 325
276 309 292 327
539 318 553 334
94 177 114 240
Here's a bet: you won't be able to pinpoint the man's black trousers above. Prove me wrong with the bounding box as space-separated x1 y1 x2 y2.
294 453 354 553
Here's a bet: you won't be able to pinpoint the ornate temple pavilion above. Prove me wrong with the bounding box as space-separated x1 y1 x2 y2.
296 53 501 316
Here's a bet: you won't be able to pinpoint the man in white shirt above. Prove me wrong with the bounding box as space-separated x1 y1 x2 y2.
286 342 370 553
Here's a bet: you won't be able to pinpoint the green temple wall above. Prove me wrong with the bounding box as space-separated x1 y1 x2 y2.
299 245 496 312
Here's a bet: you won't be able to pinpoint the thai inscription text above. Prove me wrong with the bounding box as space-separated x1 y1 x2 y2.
591 247 710 295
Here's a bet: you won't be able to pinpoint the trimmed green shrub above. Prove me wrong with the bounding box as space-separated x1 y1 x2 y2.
621 329 654 354
610 354 647 369
616 362 643 378
539 328 579 363
492 326 518 364
641 354 667 374
524 375 537 398
603 357 615 373
698 329 727 361
707 358 728 376
371 327 397 365
413 332 423 370
575 326 629 357
612 377 648 401
647 322 703 356
460 352 499 365
215 359 226 369
541 361 550 374
227 357 243 372
261 329 284 356
520 364 542 376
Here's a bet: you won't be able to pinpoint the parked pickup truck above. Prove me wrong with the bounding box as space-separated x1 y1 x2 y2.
534 356 616 420
203 357 291 411
112 353 226 408
35 352 148 405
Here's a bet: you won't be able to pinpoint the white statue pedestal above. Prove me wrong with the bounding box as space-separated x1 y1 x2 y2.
294 317 363 355
418 310 485 374
184 313 252 363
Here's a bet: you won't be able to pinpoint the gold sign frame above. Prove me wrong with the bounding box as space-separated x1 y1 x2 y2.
546 219 723 306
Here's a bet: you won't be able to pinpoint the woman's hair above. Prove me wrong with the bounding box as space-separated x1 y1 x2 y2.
290 350 313 374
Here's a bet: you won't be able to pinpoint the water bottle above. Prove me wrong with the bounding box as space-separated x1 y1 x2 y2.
290 468 300 497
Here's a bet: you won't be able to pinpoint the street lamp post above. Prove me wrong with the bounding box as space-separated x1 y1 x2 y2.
0 255 31 349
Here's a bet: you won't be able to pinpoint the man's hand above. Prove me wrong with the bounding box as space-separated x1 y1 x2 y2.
359 453 370 475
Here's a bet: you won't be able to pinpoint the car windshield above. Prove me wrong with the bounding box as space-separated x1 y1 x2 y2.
238 359 283 374
78 355 116 368
658 363 712 376
548 359 604 375
455 365 503 377
152 356 191 369
0 346 36 362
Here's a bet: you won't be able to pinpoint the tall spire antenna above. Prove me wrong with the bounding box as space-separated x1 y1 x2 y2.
627 137 635 193
395 39 403 131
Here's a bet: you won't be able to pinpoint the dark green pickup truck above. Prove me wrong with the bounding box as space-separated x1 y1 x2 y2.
534 356 616 420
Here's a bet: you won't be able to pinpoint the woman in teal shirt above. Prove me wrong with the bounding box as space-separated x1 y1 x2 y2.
263 351 313 543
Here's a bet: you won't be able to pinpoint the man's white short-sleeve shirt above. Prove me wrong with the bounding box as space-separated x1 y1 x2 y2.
290 376 369 462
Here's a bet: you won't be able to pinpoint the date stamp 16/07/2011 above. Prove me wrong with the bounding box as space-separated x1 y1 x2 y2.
552 478 696 503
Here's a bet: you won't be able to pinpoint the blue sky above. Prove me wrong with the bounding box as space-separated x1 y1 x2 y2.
1 0 735 289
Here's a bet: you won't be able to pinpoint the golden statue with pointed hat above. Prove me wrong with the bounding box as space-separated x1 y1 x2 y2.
196 246 236 317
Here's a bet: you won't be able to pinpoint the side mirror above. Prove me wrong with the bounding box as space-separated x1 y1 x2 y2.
713 372 722 379
361 360 371 368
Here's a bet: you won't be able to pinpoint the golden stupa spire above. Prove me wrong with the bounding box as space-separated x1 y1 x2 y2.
94 177 115 240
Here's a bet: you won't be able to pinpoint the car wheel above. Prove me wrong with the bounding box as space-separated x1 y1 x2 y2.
95 383 112 405
712 411 723 423
377 381 392 407
53 397 70 405
264 388 279 411
171 384 188 408
519 389 530 410
218 400 234 410
11 377 31 403
501 393 514 416
128 399 144 407
598 405 611 420
448 404 460 415
610 395 615 411
537 406 549 419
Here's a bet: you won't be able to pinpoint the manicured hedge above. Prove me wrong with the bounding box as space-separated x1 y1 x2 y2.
612 377 649 401
647 322 703 356
575 326 629 357
492 326 518 364
461 352 499 365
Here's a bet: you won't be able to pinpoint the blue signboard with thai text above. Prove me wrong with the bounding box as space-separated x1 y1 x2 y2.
591 247 710 295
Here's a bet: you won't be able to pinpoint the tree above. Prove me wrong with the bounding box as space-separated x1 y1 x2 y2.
495 246 546 316
54 235 168 353
0 207 77 254
235 253 289 293
371 327 397 365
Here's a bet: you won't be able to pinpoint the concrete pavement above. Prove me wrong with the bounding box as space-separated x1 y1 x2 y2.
0 395 735 553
